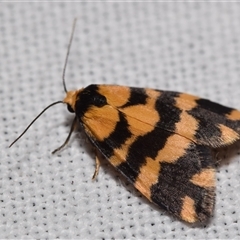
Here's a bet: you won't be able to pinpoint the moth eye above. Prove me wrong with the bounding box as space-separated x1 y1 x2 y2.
67 104 74 113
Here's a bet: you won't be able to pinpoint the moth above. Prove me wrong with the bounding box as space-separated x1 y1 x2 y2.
63 84 240 223
10 20 240 223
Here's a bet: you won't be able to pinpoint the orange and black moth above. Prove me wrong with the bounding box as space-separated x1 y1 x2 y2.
11 84 240 223
11 82 240 223
61 84 240 223
10 21 240 224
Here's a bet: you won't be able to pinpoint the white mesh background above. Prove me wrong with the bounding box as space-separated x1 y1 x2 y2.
1 2 240 239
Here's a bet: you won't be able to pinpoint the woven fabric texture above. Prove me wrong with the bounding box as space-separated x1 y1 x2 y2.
1 2 240 239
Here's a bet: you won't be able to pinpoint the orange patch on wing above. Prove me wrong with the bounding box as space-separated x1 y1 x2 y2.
145 88 162 101
109 135 137 166
227 109 240 121
83 105 119 141
98 85 131 107
180 196 197 223
175 111 199 142
174 94 199 142
134 157 161 200
218 124 239 145
156 134 192 163
175 93 199 111
121 90 160 133
126 114 158 135
190 169 215 188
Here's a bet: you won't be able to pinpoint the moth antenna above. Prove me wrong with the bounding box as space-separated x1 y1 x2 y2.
62 18 77 93
9 101 63 148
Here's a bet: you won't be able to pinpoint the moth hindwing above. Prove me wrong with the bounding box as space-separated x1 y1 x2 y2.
63 84 240 223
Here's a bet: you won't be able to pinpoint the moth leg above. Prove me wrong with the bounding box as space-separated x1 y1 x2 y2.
52 116 77 154
92 150 101 180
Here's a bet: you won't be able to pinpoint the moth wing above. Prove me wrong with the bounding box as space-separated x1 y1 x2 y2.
81 102 215 223
96 85 240 148
77 85 240 222
138 140 216 223
170 93 240 148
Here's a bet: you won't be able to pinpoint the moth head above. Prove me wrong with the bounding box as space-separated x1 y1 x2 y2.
63 89 83 113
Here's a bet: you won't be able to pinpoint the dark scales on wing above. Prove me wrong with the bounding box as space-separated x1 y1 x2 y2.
150 144 215 222
189 98 240 148
75 85 107 115
117 127 173 182
121 87 148 108
95 112 132 159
